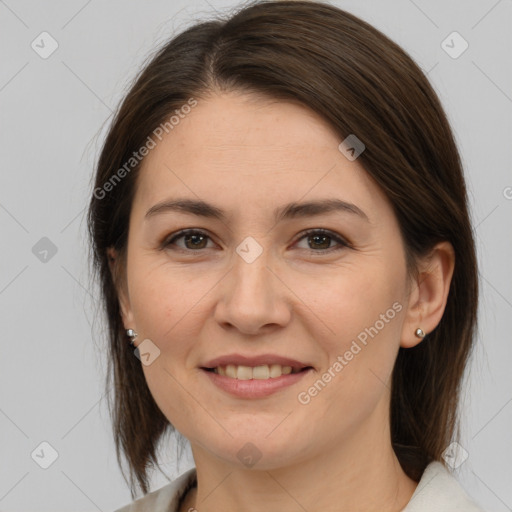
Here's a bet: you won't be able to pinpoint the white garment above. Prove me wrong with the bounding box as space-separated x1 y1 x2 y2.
114 461 486 511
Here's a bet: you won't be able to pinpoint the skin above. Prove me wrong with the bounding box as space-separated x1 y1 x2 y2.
110 90 455 512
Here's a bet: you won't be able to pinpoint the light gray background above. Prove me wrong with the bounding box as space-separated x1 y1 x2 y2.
1 0 511 510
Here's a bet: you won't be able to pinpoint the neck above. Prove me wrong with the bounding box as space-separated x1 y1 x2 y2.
181 402 418 512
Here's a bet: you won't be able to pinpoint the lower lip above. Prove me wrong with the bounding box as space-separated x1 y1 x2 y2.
201 368 312 399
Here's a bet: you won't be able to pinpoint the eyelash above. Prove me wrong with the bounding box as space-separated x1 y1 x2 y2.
161 228 351 255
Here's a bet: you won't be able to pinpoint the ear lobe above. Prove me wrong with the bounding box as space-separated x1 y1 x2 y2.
400 241 455 348
107 247 135 329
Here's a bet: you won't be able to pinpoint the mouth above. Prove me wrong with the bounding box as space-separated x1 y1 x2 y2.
201 364 313 380
201 363 314 399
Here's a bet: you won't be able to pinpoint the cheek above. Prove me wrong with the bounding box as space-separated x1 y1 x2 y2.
315 263 403 346
129 260 204 342
129 266 204 431
287 280 403 459
306 263 404 405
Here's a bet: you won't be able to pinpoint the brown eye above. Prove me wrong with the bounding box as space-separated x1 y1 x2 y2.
164 229 213 251
162 228 350 254
295 229 350 253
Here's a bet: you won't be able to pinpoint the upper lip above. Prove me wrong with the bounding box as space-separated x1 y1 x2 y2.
201 354 312 371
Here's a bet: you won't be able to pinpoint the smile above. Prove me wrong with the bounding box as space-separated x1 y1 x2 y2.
205 364 307 380
201 366 313 399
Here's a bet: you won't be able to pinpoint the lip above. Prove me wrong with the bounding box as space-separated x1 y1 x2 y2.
201 353 312 371
201 367 313 399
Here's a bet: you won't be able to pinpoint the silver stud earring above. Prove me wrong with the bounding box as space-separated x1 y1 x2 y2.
415 328 426 339
126 329 138 346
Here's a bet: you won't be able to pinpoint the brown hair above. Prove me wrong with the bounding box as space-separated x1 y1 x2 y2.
87 0 478 498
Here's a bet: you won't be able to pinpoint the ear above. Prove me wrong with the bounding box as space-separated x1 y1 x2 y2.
107 247 136 330
400 241 455 348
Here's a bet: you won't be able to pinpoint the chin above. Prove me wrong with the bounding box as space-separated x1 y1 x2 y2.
202 431 309 471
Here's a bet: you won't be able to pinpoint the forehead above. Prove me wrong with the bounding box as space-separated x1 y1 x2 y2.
132 92 389 224
158 92 339 163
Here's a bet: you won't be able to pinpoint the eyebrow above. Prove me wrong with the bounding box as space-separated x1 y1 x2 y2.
145 198 369 223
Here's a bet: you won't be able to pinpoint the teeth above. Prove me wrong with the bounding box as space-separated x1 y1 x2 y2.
212 364 298 379
252 365 269 379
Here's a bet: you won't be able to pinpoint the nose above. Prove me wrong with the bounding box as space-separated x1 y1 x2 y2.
213 245 292 335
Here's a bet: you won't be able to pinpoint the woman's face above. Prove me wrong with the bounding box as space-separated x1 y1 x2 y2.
119 91 417 470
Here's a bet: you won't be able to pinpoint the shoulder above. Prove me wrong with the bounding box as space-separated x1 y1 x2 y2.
113 467 197 512
403 461 486 512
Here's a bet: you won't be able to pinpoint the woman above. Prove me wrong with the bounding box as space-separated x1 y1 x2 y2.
88 1 485 510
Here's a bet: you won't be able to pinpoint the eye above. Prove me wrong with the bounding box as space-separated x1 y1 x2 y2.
294 228 350 254
162 229 215 251
161 228 351 254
